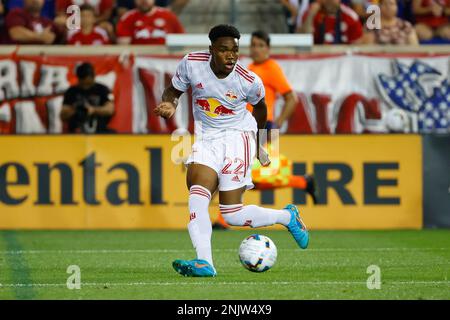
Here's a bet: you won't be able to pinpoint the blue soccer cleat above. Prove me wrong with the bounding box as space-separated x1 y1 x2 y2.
172 259 217 277
284 204 309 249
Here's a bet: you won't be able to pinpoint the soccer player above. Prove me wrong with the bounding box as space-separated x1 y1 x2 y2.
212 31 319 230
154 25 309 277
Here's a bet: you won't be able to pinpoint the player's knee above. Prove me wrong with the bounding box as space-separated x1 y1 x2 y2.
187 164 218 193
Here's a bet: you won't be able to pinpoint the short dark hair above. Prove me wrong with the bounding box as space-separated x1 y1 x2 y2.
208 24 241 43
251 30 270 46
76 62 95 79
79 4 95 12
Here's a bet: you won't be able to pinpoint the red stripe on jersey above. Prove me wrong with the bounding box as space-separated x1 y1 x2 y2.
236 64 255 79
235 64 250 75
236 65 254 80
188 57 209 61
236 69 254 83
188 53 210 56
243 133 249 177
188 54 210 59
188 56 209 59
241 133 248 177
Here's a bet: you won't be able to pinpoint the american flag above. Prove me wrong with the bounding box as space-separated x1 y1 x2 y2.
378 60 449 133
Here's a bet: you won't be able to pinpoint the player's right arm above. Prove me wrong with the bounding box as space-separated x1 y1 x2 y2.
154 55 190 119
154 84 184 119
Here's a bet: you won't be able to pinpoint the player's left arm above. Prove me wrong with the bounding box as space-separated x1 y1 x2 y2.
251 98 267 130
248 75 270 166
252 98 271 167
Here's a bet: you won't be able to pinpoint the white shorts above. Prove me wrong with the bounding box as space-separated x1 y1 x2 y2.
185 131 256 191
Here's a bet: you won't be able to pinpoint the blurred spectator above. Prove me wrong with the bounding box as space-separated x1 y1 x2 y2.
349 0 416 24
248 30 298 129
169 0 189 14
298 0 364 44
362 0 419 44
55 0 113 23
0 1 5 43
5 0 57 44
280 0 312 32
413 0 450 41
116 0 136 19
397 0 416 23
60 62 115 134
115 0 189 20
67 4 110 45
279 0 301 32
349 0 377 22
7 0 55 19
54 0 114 40
116 0 184 45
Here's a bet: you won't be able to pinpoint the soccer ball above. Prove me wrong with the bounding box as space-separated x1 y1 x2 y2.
238 234 277 272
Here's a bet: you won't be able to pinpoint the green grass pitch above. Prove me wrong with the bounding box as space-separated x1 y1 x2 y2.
0 229 449 300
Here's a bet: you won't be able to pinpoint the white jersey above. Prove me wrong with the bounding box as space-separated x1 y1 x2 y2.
171 51 265 138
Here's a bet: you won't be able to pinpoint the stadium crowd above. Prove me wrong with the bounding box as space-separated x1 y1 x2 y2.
0 0 449 45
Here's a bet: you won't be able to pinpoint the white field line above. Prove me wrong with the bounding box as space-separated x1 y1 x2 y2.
0 248 448 254
0 281 449 288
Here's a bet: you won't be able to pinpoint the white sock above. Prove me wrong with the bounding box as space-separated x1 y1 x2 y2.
219 204 291 228
187 185 214 267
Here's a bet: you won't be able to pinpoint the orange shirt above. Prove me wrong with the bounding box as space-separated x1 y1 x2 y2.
247 59 292 122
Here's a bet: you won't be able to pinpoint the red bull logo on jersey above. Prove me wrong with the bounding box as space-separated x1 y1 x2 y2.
225 90 238 103
196 98 236 118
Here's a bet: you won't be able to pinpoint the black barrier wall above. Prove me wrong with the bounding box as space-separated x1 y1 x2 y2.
423 134 450 228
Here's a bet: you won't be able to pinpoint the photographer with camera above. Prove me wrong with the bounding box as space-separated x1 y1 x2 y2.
60 62 115 133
